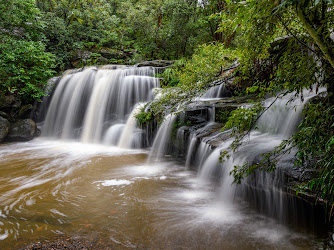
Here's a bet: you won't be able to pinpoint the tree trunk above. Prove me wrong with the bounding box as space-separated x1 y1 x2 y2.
295 4 334 70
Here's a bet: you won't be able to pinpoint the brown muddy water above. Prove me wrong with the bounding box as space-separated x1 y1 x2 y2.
0 139 325 249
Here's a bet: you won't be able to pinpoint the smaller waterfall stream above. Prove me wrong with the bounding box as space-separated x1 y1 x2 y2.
195 89 325 224
202 84 225 98
118 103 146 148
147 114 177 162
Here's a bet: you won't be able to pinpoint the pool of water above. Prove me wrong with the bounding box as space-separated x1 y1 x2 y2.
0 140 325 249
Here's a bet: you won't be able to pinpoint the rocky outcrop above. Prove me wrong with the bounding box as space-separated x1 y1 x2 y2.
7 119 37 141
0 116 10 142
70 48 137 68
135 60 175 68
0 89 40 143
71 50 110 68
0 92 16 109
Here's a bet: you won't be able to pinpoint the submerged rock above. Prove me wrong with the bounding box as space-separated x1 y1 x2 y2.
0 116 10 142
7 119 37 141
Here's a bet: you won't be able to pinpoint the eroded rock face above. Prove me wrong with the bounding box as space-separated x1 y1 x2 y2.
0 116 10 142
7 119 37 141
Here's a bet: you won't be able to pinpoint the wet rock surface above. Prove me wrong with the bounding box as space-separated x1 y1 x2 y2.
7 119 37 141
0 116 10 142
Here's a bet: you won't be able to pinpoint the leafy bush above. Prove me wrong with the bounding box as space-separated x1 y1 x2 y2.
135 110 153 127
149 43 237 117
0 35 55 103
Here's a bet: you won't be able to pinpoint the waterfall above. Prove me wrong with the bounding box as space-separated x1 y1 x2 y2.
202 84 225 99
41 66 159 147
199 89 322 178
196 89 324 222
102 124 124 146
40 63 323 226
118 103 146 148
185 135 198 168
185 138 213 170
147 114 177 162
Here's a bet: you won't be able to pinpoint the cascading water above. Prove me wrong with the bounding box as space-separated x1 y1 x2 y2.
147 114 177 162
0 63 327 248
118 103 146 149
186 138 213 170
202 84 225 99
41 66 159 147
197 88 325 223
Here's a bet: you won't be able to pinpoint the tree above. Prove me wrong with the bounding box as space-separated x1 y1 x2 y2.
0 0 55 103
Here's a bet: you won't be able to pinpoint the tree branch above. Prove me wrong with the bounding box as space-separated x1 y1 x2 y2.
277 15 318 56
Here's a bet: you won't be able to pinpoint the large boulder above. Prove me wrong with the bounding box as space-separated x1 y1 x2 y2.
7 119 37 141
0 116 10 142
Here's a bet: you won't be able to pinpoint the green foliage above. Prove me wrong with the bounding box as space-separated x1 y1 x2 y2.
36 0 122 68
224 103 264 135
32 0 225 67
149 43 237 117
0 0 55 103
215 109 233 125
178 43 235 89
0 35 55 103
0 0 45 40
217 1 334 211
135 109 153 127
158 68 180 87
293 99 334 202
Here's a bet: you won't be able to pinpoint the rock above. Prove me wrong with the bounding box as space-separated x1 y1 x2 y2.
71 50 93 67
72 50 92 62
93 48 127 60
71 50 111 67
18 104 33 117
0 92 15 108
11 99 22 108
0 111 9 119
0 116 10 142
135 60 175 68
7 119 37 141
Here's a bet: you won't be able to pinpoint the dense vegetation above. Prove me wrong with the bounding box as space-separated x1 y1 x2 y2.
1 0 223 103
1 0 333 218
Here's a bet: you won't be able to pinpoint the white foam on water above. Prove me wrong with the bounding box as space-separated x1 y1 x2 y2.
99 179 133 186
0 231 8 241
